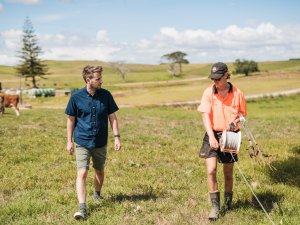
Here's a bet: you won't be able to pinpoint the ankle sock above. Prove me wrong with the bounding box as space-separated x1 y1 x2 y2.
94 191 101 198
79 203 86 210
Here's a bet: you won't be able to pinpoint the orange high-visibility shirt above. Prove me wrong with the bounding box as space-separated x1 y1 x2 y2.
198 83 246 131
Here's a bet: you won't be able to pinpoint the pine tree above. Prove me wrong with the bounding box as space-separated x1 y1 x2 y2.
16 17 48 88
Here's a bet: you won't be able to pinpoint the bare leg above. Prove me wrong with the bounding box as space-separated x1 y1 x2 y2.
223 163 234 192
76 169 88 204
94 169 104 193
205 157 218 192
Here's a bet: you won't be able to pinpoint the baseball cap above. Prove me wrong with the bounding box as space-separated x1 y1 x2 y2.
208 62 228 79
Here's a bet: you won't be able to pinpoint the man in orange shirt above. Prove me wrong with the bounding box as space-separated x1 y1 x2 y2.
198 62 246 221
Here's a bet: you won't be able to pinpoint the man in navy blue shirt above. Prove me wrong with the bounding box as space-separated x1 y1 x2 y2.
65 65 121 220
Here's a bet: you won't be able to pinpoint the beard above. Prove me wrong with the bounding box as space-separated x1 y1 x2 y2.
92 83 102 90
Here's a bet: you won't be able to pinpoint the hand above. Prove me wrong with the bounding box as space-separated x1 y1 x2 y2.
67 141 74 155
229 122 235 131
209 136 219 150
114 137 121 151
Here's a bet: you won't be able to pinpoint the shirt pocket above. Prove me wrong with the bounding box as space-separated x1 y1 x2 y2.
231 104 239 114
77 104 91 118
228 103 239 121
99 102 107 115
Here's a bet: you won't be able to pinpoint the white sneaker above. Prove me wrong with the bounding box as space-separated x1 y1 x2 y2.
73 209 86 220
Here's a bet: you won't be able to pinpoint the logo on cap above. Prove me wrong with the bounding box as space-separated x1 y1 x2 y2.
212 67 218 73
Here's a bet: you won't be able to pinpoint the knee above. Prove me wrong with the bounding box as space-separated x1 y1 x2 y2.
207 168 217 178
95 169 104 176
77 169 88 180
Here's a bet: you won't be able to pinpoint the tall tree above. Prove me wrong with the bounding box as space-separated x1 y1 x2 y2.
16 17 48 88
162 51 189 74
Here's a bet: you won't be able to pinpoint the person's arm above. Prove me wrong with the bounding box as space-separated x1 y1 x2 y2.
232 91 247 129
67 115 75 155
202 112 219 149
108 113 121 151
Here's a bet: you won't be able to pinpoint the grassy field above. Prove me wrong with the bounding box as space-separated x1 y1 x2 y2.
1 59 300 90
16 70 300 109
1 60 300 224
0 94 300 225
1 59 298 109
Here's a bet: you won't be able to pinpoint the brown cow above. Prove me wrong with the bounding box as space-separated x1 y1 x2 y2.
0 93 20 117
0 96 3 116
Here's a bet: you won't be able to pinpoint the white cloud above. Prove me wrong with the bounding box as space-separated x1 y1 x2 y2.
39 33 68 45
6 0 40 4
42 46 120 62
1 22 300 66
136 22 300 63
0 54 18 65
39 32 119 61
96 30 109 42
0 29 22 65
218 23 282 46
0 29 23 49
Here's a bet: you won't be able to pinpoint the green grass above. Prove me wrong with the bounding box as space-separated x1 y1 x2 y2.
0 65 16 75
258 60 300 72
1 94 300 224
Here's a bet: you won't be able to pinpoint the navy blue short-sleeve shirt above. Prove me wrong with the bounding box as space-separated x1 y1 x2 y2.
65 87 119 149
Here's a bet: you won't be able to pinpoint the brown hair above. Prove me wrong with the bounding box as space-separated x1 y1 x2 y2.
226 72 231 79
82 65 103 82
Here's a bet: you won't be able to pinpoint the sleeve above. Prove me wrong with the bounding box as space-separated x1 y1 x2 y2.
65 95 77 116
197 88 212 114
107 91 119 115
239 92 247 117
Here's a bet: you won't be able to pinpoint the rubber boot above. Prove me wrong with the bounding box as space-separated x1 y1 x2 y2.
224 192 233 211
208 191 220 221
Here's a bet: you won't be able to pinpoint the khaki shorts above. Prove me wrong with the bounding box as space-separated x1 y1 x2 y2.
75 144 107 171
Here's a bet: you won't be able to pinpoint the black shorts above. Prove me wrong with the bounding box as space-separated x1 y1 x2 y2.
199 131 238 164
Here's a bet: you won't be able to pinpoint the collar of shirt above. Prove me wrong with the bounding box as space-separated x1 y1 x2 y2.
84 86 100 97
213 82 233 94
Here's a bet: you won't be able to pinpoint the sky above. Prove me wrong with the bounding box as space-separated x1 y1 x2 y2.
0 0 300 65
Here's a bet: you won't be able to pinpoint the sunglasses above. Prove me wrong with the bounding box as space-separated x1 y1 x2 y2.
211 76 223 81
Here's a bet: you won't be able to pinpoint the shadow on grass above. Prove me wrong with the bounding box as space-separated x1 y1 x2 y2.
235 191 284 213
291 146 300 155
267 146 300 187
109 192 158 203
88 192 159 213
